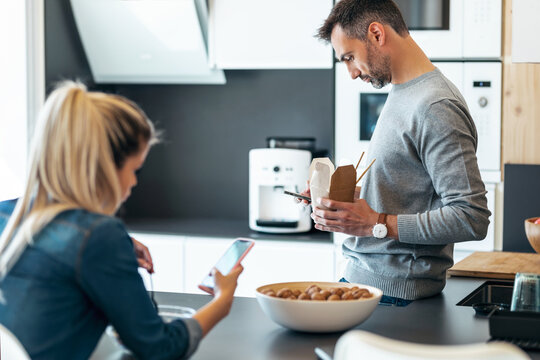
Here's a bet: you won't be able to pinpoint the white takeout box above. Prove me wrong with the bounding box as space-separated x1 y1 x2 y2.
309 158 356 209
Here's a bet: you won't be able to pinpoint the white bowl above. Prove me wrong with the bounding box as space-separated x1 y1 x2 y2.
157 305 195 323
256 281 383 333
106 305 195 345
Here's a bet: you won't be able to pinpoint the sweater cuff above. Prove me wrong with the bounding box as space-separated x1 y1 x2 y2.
397 214 418 243
182 317 203 358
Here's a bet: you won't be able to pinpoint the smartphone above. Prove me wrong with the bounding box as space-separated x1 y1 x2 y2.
283 190 311 203
198 238 255 293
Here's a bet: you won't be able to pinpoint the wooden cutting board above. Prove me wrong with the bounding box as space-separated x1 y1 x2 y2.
448 251 540 279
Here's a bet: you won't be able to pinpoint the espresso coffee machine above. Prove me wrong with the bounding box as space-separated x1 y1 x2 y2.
249 148 311 233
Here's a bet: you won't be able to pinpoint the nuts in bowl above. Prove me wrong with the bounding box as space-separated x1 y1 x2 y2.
256 281 382 332
263 284 374 301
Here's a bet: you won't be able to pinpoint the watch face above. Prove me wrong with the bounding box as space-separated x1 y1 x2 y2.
373 224 388 239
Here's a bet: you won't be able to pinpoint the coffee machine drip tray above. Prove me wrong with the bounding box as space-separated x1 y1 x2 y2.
255 220 299 228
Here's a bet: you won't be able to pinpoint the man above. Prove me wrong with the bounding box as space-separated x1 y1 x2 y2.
309 0 490 304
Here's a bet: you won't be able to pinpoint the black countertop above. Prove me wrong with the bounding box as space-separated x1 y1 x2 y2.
124 218 332 243
91 277 540 359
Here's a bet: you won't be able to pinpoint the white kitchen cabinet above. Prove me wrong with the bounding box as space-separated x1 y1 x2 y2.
130 233 334 297
130 233 185 293
184 236 334 297
239 239 334 297
209 0 334 69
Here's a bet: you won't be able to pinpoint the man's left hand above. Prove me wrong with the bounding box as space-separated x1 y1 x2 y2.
311 198 379 237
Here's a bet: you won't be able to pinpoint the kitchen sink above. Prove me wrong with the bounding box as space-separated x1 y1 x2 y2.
457 280 514 307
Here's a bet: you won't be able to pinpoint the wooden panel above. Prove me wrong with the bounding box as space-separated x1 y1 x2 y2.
502 0 540 168
448 251 540 279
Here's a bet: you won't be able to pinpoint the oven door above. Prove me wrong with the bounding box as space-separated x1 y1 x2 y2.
334 62 463 167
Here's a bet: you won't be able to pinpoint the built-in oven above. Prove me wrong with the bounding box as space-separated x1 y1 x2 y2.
394 0 502 60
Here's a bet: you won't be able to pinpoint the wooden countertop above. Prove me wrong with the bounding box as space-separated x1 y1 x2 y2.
449 251 540 279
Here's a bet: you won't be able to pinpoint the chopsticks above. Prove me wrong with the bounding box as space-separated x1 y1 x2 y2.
355 153 376 185
355 152 365 171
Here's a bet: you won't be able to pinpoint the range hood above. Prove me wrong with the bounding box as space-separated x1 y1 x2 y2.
70 0 225 84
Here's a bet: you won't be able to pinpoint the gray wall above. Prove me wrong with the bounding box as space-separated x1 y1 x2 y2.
45 0 334 220
503 164 540 253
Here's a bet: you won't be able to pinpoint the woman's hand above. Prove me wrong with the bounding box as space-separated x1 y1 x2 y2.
193 265 243 337
212 266 243 315
131 237 154 274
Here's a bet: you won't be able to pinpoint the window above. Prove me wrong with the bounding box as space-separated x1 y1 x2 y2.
0 2 30 201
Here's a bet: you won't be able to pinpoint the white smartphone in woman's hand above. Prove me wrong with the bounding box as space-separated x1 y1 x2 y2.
198 238 255 293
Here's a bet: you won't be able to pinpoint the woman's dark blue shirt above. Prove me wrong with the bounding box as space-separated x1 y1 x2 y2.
0 200 202 359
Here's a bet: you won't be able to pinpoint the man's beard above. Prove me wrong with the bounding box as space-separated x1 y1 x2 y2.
363 41 391 89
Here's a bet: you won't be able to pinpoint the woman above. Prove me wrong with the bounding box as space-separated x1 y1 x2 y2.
0 81 242 359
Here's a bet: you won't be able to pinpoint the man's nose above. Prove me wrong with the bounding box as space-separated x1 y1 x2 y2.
350 69 362 80
346 64 360 80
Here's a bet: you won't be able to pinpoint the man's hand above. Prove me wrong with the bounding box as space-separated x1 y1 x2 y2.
296 181 311 206
354 186 362 199
131 237 154 274
311 198 379 237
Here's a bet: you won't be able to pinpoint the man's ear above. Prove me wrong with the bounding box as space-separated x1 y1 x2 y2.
368 22 386 46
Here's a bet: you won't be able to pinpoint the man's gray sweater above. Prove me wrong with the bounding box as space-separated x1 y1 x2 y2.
343 68 491 300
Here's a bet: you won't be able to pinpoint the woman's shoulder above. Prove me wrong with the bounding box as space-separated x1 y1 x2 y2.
40 210 130 256
0 198 17 217
70 211 131 251
0 199 18 233
46 211 132 267
55 208 125 234
76 213 136 271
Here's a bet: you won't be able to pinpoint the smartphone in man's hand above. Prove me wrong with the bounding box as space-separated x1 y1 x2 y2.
283 190 311 203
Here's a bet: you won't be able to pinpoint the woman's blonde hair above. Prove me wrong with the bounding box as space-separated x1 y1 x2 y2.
0 81 158 279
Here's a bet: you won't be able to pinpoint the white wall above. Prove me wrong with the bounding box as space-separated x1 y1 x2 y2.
0 1 28 201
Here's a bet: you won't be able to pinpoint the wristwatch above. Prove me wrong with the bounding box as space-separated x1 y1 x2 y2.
372 213 388 239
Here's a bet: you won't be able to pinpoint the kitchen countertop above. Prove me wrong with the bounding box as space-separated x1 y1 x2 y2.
90 277 540 359
124 218 332 243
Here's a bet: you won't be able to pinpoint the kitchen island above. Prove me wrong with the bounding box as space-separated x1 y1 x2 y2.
90 277 540 359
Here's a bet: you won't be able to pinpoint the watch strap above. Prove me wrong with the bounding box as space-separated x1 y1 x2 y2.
377 213 387 225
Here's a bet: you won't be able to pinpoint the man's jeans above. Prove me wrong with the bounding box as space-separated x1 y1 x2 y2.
339 277 413 307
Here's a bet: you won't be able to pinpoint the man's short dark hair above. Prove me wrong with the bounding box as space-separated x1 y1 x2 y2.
317 0 409 42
